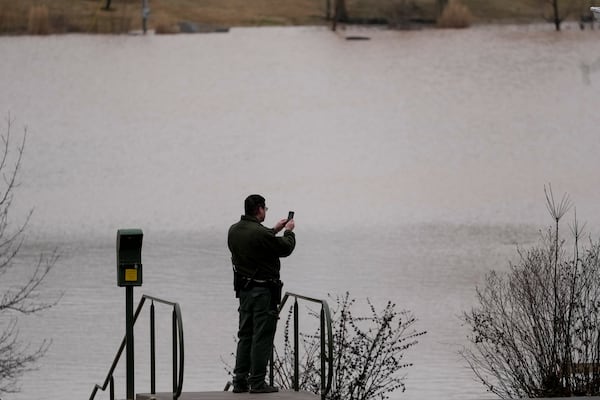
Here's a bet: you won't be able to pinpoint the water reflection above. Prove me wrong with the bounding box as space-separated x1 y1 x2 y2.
1 24 600 400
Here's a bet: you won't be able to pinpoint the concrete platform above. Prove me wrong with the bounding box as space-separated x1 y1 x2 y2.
137 391 318 400
133 391 600 400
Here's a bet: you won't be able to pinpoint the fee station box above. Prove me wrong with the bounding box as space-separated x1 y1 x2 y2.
116 229 143 287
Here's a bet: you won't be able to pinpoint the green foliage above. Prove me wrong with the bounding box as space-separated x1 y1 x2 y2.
273 292 426 400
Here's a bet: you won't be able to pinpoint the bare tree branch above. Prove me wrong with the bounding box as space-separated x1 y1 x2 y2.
0 115 60 394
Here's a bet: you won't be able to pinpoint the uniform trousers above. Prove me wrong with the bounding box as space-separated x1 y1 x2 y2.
233 286 278 388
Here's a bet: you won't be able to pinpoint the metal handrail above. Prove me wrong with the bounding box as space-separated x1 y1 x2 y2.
89 294 184 400
274 291 333 400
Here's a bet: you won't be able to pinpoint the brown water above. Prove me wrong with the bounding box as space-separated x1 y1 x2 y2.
1 24 600 400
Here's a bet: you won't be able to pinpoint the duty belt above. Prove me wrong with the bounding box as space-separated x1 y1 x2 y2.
239 276 279 288
248 278 272 283
242 276 276 283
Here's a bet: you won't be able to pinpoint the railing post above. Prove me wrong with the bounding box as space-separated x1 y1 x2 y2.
173 307 178 395
294 298 299 391
269 349 274 386
275 292 333 399
150 301 156 394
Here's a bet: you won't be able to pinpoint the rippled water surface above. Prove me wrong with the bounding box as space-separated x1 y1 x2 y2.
1 24 600 400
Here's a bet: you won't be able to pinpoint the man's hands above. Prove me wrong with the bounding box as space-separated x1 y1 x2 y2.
273 218 295 233
284 219 295 231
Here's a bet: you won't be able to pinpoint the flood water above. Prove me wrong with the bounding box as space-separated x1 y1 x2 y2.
1 24 600 400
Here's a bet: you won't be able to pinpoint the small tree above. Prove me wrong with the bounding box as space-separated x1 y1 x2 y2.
437 0 448 17
273 292 426 400
461 185 600 398
548 0 563 30
331 0 348 30
437 0 472 29
539 0 577 31
0 115 59 394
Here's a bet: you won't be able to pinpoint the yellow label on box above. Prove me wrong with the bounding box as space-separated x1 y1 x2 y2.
125 269 138 281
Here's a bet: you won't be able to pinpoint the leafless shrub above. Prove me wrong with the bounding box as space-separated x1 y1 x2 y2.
461 186 600 398
538 0 577 31
273 293 426 400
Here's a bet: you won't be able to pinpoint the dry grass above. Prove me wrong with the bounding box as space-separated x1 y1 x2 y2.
0 0 134 33
437 0 472 28
0 0 590 34
148 0 326 27
27 5 50 35
154 21 180 34
461 0 539 21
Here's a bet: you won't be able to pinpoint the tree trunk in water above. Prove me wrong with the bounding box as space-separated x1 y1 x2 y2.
331 0 348 31
438 0 448 17
338 0 349 21
553 0 561 31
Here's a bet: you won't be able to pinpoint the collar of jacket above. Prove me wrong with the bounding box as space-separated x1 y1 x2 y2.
240 215 259 223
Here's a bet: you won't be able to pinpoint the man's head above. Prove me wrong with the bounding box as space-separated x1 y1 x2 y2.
244 194 267 222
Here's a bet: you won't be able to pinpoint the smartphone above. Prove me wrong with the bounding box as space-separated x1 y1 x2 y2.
286 211 295 222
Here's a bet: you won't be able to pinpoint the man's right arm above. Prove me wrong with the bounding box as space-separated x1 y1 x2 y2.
277 230 295 257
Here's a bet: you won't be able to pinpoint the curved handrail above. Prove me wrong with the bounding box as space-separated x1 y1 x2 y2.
89 294 184 400
172 301 185 397
277 291 333 399
148 295 185 399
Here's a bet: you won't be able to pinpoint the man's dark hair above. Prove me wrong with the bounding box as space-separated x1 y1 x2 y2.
244 194 265 216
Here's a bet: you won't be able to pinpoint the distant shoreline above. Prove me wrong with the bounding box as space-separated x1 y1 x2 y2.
0 0 593 35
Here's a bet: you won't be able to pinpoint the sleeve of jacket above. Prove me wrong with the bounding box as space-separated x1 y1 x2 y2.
263 230 296 258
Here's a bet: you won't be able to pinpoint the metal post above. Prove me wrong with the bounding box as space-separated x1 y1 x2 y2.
269 350 274 386
294 299 299 391
142 0 150 34
126 286 135 400
331 0 337 31
109 376 115 400
150 301 156 394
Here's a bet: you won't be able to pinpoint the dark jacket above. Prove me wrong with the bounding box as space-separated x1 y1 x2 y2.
228 215 296 280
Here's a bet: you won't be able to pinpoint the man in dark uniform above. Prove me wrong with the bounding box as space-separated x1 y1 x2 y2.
228 194 296 393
